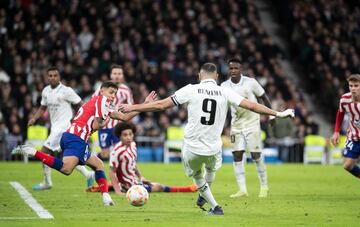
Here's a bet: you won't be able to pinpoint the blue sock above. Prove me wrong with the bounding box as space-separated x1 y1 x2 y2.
164 186 170 192
348 165 360 178
95 170 106 181
53 158 63 171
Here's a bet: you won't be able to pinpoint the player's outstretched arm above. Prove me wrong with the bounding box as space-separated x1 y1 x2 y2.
331 109 345 146
119 97 175 113
28 105 47 126
109 167 122 195
111 91 159 121
239 99 295 118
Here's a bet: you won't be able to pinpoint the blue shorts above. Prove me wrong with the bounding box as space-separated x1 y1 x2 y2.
60 132 91 165
343 140 360 159
98 128 120 149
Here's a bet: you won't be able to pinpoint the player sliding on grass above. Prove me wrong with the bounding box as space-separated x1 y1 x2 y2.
12 81 157 206
87 122 197 194
119 62 295 215
331 74 360 180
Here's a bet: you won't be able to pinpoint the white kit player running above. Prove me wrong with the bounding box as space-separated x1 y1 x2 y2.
221 58 273 198
93 64 134 160
28 67 93 190
119 63 295 215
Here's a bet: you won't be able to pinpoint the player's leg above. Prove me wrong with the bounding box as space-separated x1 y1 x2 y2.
230 132 248 198
343 140 360 178
74 166 94 188
183 148 222 214
251 152 269 197
33 145 53 190
343 158 360 178
248 130 268 197
86 155 114 206
150 182 197 193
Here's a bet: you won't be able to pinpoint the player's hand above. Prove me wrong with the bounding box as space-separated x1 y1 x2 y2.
269 115 276 126
331 132 340 146
144 91 158 104
119 104 133 113
276 109 295 118
27 118 36 126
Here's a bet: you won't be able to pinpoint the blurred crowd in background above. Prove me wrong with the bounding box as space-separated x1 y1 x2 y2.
1 0 357 160
274 0 360 120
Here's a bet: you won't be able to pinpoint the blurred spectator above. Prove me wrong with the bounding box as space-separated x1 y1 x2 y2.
0 0 314 151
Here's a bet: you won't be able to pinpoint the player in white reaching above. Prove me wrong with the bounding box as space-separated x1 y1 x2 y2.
221 58 273 198
120 63 294 215
28 67 94 190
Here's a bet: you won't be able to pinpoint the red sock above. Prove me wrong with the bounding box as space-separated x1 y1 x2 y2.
96 178 108 193
34 151 63 171
169 185 197 193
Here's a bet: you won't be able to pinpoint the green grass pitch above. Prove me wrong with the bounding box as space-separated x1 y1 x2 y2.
0 162 359 226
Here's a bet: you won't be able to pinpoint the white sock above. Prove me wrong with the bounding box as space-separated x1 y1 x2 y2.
43 164 52 186
233 161 247 193
194 178 218 208
204 169 215 187
75 165 92 178
255 156 268 189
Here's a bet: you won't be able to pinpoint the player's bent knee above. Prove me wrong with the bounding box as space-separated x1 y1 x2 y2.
232 150 245 162
60 167 73 175
251 152 261 161
343 163 353 171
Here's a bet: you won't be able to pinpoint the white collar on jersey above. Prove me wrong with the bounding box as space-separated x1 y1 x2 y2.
50 82 62 90
200 79 217 84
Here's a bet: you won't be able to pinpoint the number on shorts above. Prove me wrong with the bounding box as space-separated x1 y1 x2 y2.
346 141 354 151
200 98 217 125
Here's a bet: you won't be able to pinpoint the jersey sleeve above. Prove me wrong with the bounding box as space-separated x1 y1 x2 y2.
251 78 265 97
65 87 81 104
226 88 244 107
171 84 192 105
95 96 113 120
40 89 47 106
109 149 120 169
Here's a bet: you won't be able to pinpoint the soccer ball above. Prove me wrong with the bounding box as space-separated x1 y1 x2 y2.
126 185 149 207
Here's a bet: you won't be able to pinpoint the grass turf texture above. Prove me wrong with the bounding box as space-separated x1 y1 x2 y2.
0 162 359 226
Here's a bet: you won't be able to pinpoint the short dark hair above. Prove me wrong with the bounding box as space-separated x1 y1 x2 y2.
100 80 118 90
347 74 360 83
113 122 136 138
46 66 60 74
200 62 217 73
111 64 123 71
227 58 242 65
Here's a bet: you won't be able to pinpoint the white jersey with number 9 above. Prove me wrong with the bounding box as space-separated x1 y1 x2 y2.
170 79 244 156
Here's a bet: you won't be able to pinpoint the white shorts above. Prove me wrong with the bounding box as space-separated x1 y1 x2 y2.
231 129 262 153
181 146 222 177
43 130 64 151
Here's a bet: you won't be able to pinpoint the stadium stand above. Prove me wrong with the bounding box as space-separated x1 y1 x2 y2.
1 0 352 162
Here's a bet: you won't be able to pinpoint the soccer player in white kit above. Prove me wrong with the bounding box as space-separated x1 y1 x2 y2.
119 63 294 215
28 67 93 190
221 58 273 198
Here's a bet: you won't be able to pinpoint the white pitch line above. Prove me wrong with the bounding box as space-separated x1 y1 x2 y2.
9 182 54 219
0 217 37 220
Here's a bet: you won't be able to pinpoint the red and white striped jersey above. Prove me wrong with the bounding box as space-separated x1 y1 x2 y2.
93 84 134 128
66 95 114 142
109 141 138 189
339 92 360 141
